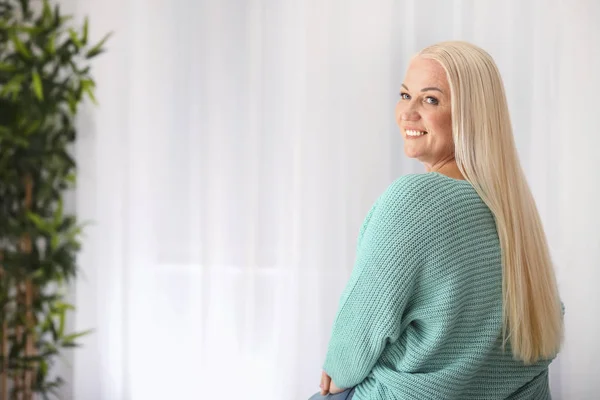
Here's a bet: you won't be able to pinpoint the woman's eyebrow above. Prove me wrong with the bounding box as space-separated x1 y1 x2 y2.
401 84 443 93
421 87 443 93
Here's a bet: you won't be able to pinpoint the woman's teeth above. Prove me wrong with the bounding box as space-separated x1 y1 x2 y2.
406 130 427 137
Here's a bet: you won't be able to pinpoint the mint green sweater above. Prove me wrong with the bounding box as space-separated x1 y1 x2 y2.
323 173 555 400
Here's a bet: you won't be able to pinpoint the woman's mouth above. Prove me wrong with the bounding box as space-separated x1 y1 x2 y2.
405 129 428 137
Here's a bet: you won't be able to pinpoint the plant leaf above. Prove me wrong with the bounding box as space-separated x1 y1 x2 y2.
39 359 49 383
46 32 56 55
58 308 65 337
42 0 52 25
56 301 75 312
14 24 42 34
61 329 93 344
24 119 42 135
10 32 32 59
85 31 113 59
32 70 44 100
26 211 50 232
0 63 17 72
53 198 64 226
31 268 46 280
68 28 83 49
82 16 89 44
81 79 98 105
1 73 26 97
50 234 59 252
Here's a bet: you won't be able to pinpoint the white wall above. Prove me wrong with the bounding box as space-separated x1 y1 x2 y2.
61 1 600 399
551 1 600 397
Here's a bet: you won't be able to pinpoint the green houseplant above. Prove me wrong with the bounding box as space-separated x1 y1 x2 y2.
0 0 110 398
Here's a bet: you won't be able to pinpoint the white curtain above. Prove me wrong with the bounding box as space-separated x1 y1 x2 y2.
65 0 600 399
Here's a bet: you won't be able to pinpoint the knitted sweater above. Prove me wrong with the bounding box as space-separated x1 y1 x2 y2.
323 172 556 400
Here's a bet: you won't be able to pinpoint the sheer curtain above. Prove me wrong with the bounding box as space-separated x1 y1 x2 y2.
67 1 600 399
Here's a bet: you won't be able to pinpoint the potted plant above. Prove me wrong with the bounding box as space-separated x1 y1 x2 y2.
0 0 110 398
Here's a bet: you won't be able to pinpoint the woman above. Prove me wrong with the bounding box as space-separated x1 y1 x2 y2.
309 41 563 400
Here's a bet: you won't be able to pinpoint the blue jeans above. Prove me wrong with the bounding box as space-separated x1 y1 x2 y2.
308 388 355 400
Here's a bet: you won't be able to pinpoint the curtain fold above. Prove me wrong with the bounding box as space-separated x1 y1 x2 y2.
68 1 600 399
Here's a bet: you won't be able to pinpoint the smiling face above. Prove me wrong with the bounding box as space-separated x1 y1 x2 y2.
395 56 454 171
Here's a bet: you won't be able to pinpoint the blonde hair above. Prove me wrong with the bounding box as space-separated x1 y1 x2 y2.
419 41 563 364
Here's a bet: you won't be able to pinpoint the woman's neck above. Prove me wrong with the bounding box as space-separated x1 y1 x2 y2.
427 160 465 180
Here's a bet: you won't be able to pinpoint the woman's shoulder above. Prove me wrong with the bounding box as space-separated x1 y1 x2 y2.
381 172 472 203
374 173 482 226
372 173 441 221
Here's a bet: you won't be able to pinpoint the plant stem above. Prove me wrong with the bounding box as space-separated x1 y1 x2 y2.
1 317 6 400
16 282 25 400
0 260 7 400
21 175 34 400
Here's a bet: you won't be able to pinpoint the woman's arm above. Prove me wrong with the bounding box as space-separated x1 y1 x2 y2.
322 176 427 389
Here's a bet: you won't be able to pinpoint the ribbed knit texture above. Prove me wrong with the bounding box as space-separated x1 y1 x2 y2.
323 172 555 400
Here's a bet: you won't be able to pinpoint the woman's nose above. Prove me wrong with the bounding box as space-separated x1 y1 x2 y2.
396 100 421 122
401 108 420 121
395 101 421 124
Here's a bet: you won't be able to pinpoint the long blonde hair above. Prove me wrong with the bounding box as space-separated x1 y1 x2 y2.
419 41 563 364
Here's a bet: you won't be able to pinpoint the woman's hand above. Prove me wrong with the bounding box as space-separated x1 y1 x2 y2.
319 371 330 395
320 371 345 395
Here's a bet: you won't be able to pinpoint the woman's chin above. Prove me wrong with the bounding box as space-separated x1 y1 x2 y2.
403 147 422 160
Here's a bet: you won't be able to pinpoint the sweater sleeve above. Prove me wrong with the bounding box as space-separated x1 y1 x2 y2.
322 177 426 389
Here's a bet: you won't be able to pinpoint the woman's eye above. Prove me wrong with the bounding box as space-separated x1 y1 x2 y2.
400 92 411 100
425 96 439 105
